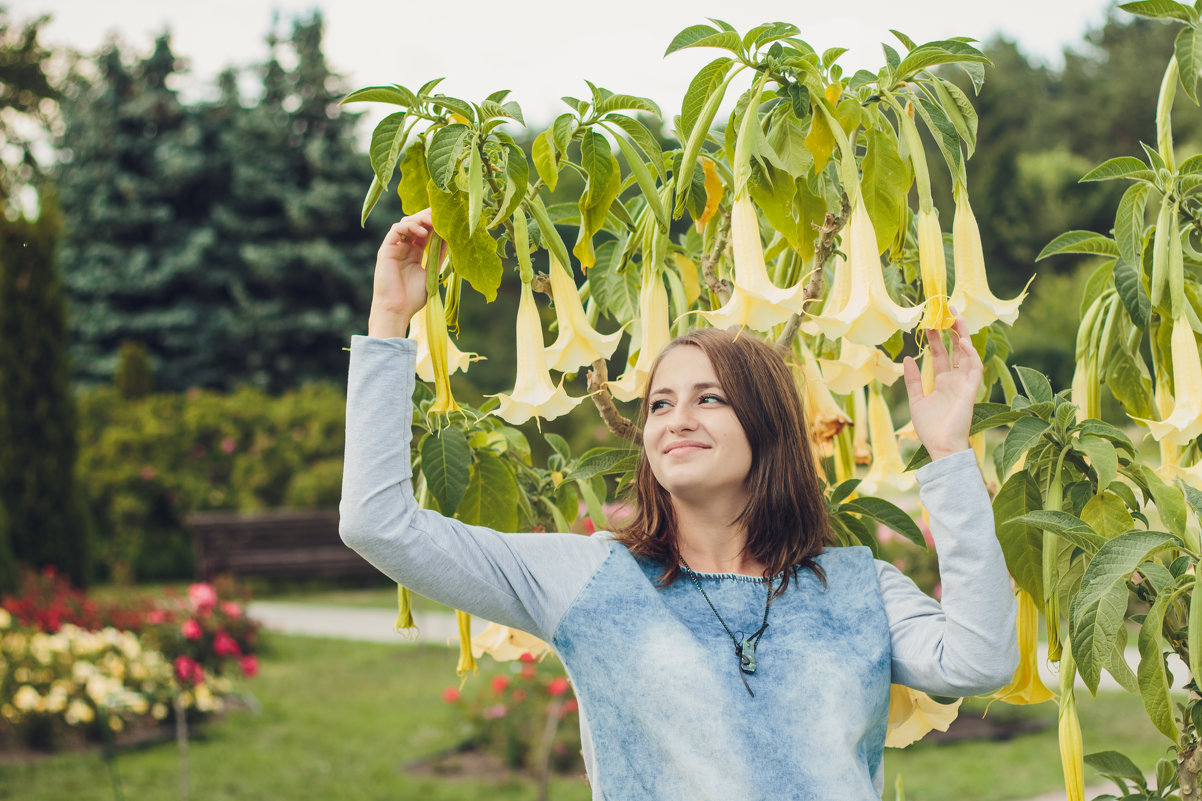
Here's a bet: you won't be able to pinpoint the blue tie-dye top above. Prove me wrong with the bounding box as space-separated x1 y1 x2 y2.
340 337 1018 801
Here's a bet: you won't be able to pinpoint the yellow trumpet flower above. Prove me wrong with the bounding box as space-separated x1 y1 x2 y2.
859 383 917 496
797 343 852 447
408 309 479 383
806 195 923 346
986 589 1056 709
799 242 852 338
544 254 622 373
852 387 871 465
471 621 552 662
607 268 671 402
917 208 956 331
425 286 460 416
694 193 808 333
455 610 476 680
1131 315 1202 446
949 186 1030 334
490 280 581 425
817 341 904 395
884 685 961 748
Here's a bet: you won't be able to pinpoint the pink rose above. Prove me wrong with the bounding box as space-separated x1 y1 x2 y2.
174 656 204 684
188 583 217 612
220 601 242 618
239 655 259 678
491 675 509 693
145 609 168 625
213 631 241 657
548 677 570 697
181 619 203 640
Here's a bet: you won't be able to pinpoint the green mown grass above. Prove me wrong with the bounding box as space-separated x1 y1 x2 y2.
3 632 1173 801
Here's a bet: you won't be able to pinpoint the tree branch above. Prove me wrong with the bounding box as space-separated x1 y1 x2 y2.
587 358 641 444
775 192 852 352
700 209 733 305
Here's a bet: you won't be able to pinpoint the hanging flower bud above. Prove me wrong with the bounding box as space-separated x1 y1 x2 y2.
859 382 916 496
987 589 1056 709
544 255 622 373
456 610 476 680
425 285 461 416
949 186 1030 334
805 195 923 346
607 268 671 402
1131 315 1202 446
851 386 871 465
694 193 807 333
408 308 479 383
917 208 956 331
817 341 904 395
1057 643 1085 801
884 685 961 748
471 621 551 662
491 280 582 425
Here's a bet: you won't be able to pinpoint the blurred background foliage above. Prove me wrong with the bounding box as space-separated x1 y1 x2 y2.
0 4 1195 589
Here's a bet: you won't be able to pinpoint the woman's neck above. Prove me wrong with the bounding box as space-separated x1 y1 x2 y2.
672 498 766 576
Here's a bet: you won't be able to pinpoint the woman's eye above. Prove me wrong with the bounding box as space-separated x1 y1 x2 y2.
699 394 724 405
649 399 669 412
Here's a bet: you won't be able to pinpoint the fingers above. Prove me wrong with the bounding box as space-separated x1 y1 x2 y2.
382 210 434 253
901 355 924 406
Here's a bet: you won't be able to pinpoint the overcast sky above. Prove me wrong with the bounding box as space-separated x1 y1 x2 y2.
15 0 1121 127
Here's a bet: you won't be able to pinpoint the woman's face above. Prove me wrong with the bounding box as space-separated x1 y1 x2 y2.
643 345 753 508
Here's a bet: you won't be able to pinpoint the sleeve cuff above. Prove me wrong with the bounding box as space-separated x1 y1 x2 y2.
914 448 978 485
350 334 417 354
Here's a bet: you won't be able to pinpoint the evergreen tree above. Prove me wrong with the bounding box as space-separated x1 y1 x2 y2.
0 195 88 588
0 6 61 214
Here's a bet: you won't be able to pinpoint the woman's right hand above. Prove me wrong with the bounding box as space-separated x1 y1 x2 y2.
369 209 434 338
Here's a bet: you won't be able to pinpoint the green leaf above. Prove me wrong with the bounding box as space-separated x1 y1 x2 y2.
595 93 662 118
1178 153 1202 174
1105 343 1155 419
580 130 614 208
994 470 1045 599
1037 230 1121 260
927 77 978 156
1014 366 1054 404
590 242 639 322
604 113 665 177
1075 435 1119 490
675 67 737 217
680 59 734 142
896 41 990 80
1071 530 1177 694
1105 624 1140 694
427 179 504 301
1080 156 1156 183
527 193 572 276
532 131 559 192
665 25 742 56
429 94 475 121
488 143 529 229
1119 0 1197 23
341 85 416 106
456 450 520 532
398 141 432 214
1136 582 1183 741
426 124 470 191
860 125 911 254
828 478 862 507
570 447 639 481
360 175 384 226
1134 464 1188 540
574 131 622 269
1080 491 1135 541
545 432 572 461
1179 25 1202 106
420 426 471 516
1083 751 1148 789
1010 510 1104 553
368 112 408 188
843 497 926 550
608 127 668 233
1001 416 1051 477
911 93 962 176
1114 255 1151 331
1181 481 1202 527
467 139 483 232
480 99 524 124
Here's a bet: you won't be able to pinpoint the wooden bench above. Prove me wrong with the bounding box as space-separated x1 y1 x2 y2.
188 509 382 580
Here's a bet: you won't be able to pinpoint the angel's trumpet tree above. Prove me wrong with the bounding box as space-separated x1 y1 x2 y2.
491 279 581 425
949 185 1030 334
607 268 671 402
544 254 622 373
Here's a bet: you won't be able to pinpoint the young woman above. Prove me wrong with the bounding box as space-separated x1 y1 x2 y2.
340 210 1018 800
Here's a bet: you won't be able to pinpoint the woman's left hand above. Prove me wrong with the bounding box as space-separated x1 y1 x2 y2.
901 314 983 462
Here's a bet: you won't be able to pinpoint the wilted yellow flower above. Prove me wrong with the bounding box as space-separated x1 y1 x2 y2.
797 344 852 447
694 193 807 333
491 280 581 425
817 341 904 395
455 610 476 680
917 208 956 331
544 254 622 373
987 589 1055 709
1132 315 1202 446
949 186 1030 334
859 383 917 497
471 621 551 661
408 307 478 383
885 685 961 748
806 195 923 346
607 268 671 402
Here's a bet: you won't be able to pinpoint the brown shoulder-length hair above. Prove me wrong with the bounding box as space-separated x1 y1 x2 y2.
613 328 833 596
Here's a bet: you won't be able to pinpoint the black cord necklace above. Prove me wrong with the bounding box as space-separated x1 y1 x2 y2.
680 559 774 698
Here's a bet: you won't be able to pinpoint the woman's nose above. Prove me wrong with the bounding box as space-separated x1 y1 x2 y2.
666 405 698 432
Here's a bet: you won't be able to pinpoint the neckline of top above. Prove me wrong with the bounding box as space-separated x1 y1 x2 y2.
678 564 783 583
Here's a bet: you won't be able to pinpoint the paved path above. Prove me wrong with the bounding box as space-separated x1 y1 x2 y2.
247 601 1142 801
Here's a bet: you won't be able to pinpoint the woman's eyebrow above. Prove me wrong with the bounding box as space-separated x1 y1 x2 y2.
649 381 723 398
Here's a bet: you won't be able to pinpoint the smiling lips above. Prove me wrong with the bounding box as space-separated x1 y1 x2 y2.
664 440 710 455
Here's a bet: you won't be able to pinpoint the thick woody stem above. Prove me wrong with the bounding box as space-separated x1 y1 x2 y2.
700 209 733 304
775 192 852 352
587 358 641 444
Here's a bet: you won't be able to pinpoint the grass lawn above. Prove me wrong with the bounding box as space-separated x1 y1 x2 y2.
3 630 1175 801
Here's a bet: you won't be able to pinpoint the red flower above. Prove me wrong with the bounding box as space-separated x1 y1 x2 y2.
518 652 535 664
561 698 579 715
491 675 510 693
213 631 241 657
238 655 259 678
181 619 203 640
220 601 242 618
174 655 204 684
548 677 570 697
441 686 460 703
188 583 217 612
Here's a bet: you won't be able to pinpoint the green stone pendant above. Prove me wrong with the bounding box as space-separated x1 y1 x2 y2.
738 639 757 674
